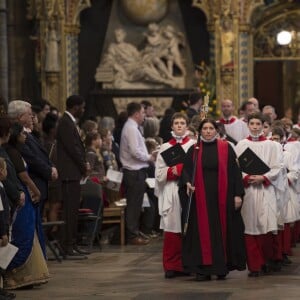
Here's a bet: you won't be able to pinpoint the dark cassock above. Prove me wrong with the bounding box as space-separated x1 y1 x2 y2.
179 138 246 277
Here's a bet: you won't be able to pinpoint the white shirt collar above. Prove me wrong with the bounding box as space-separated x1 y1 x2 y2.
127 117 138 127
65 111 76 123
24 126 31 133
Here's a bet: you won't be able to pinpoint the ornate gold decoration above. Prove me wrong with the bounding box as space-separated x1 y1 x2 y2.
27 0 42 19
46 71 59 84
45 0 65 19
192 0 269 107
64 24 80 34
26 0 91 112
27 0 65 20
221 69 233 85
72 0 91 25
239 0 264 25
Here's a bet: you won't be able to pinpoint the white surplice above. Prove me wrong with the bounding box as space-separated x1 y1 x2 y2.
282 149 300 223
284 141 300 194
155 139 195 233
235 139 284 235
271 142 286 228
224 118 249 142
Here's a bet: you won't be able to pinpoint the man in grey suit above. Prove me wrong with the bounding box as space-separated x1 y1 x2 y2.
56 95 89 256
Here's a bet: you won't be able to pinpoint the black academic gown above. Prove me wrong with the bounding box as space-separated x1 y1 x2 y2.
179 139 246 275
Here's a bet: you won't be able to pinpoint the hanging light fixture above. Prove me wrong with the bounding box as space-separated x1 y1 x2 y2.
277 30 292 45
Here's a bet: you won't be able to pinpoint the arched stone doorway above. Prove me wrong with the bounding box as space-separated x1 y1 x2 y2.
252 1 300 119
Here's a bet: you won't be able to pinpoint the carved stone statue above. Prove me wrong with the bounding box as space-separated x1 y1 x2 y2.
142 23 173 80
220 17 235 69
45 21 60 72
163 25 186 76
95 28 180 89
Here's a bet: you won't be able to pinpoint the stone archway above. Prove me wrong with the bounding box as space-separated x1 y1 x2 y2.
251 1 300 118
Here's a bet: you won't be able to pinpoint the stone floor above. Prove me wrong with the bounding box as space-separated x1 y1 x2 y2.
13 236 300 300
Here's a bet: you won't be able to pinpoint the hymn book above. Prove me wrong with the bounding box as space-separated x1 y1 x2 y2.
160 143 186 167
238 147 270 175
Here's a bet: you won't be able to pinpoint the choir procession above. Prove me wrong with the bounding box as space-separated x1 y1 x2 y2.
1 94 300 299
155 97 300 281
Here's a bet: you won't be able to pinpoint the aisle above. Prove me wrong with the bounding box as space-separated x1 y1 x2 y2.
13 237 300 300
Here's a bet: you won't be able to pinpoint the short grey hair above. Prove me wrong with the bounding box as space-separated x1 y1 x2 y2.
143 117 160 138
7 100 31 119
262 105 275 113
100 116 115 131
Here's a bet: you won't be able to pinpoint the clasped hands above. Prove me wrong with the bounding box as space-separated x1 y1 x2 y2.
248 175 264 185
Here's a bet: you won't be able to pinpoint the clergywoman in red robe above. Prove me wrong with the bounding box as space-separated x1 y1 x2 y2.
179 118 246 281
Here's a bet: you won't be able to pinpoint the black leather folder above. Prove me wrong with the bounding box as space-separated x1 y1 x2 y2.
161 143 186 167
238 147 270 175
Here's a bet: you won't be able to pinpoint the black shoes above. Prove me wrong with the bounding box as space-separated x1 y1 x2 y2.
65 248 88 260
66 249 82 256
282 254 292 265
165 270 189 279
217 274 227 280
128 237 149 245
65 245 90 256
73 246 91 255
248 271 260 277
195 274 211 281
165 272 225 281
0 288 16 299
263 260 282 273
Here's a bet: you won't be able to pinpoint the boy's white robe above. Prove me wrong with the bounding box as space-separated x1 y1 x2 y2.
284 141 300 194
282 149 300 223
224 118 249 142
155 139 195 233
235 139 284 235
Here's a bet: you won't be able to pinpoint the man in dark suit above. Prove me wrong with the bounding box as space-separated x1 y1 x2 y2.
56 95 89 256
186 92 202 120
7 100 57 215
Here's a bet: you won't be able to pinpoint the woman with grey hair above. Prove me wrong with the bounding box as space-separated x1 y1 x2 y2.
100 116 115 132
143 117 160 139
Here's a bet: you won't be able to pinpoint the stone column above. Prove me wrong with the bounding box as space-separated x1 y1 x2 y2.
238 27 252 104
0 0 7 102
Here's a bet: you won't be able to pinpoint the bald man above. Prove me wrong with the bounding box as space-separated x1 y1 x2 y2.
248 97 260 112
220 99 249 142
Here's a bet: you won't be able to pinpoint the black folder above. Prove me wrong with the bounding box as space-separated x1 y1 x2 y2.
161 143 186 167
238 147 270 175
